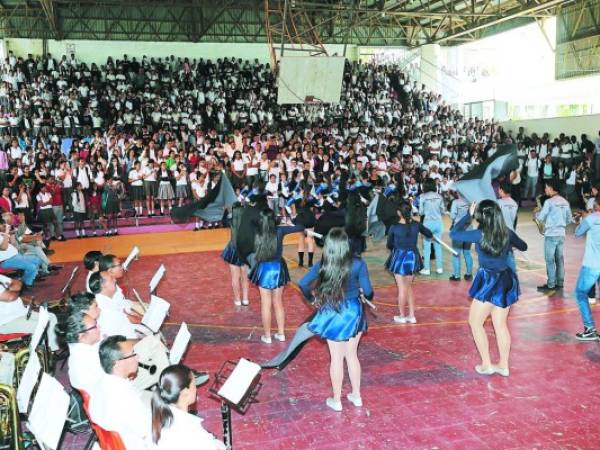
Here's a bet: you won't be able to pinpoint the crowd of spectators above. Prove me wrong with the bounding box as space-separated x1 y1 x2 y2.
0 50 599 237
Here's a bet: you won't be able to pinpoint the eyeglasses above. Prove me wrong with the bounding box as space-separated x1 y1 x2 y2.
118 352 137 361
80 325 97 334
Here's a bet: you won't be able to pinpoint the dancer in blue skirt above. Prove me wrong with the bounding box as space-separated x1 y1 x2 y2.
250 209 304 344
450 200 528 377
298 228 374 412
386 201 433 324
221 203 249 307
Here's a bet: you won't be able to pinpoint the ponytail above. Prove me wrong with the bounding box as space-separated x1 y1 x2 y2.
151 364 193 444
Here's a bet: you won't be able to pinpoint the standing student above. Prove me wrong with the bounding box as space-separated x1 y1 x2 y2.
573 195 600 341
102 175 121 236
293 186 317 267
221 203 249 306
128 160 145 217
298 228 374 412
418 179 445 275
36 183 62 241
71 182 88 238
151 364 226 449
143 160 158 217
498 181 519 272
249 208 304 344
385 201 433 324
156 162 175 215
87 183 102 236
450 200 528 377
449 192 473 281
534 179 573 291
175 164 190 207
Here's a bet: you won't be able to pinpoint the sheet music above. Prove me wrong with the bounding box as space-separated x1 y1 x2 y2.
16 352 41 413
123 246 140 271
149 264 166 292
27 373 70 450
169 322 191 364
218 358 261 405
141 295 170 333
29 306 49 352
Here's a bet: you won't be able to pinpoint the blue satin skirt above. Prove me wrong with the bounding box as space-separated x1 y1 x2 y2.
249 259 290 289
221 241 244 267
468 267 520 308
308 297 367 341
385 248 422 276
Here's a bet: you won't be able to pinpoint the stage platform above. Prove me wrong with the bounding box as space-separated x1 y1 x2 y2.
42 219 600 450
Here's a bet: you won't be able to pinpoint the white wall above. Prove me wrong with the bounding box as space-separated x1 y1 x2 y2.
500 114 600 140
4 38 358 65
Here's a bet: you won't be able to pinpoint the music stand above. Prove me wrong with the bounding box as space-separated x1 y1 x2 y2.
209 359 262 450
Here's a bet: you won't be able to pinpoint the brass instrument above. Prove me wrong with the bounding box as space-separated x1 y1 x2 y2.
0 384 24 450
15 347 49 389
533 195 545 235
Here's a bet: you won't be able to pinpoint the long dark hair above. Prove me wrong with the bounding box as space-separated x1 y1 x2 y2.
230 202 244 248
475 200 509 257
314 228 352 309
151 364 193 444
397 201 413 224
254 208 277 262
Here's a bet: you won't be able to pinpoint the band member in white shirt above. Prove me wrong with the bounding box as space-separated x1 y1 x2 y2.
151 364 226 450
0 273 59 351
89 335 154 449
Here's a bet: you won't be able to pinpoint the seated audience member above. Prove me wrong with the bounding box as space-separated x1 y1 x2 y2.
89 335 154 449
152 364 226 450
0 223 42 289
0 274 59 352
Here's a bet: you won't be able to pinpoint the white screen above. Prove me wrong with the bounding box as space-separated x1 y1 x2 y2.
277 56 345 104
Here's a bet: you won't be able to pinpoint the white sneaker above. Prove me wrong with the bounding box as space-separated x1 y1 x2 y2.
233 300 242 306
420 269 430 275
260 335 272 344
475 365 494 375
436 268 444 274
347 393 362 407
241 299 249 306
589 297 597 305
393 315 407 324
273 333 286 342
405 316 417 324
326 397 342 412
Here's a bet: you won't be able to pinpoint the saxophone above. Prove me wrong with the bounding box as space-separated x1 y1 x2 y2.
533 195 545 235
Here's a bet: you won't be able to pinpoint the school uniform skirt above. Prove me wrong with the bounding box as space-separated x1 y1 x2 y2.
130 185 145 201
468 267 520 308
175 185 189 199
156 181 175 200
293 209 316 229
385 248 422 276
221 241 244 267
308 298 367 341
144 180 158 197
249 258 290 289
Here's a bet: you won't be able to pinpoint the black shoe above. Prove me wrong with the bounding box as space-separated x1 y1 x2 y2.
449 276 461 282
537 284 555 291
575 327 600 341
48 264 63 271
57 235 66 241
464 274 473 281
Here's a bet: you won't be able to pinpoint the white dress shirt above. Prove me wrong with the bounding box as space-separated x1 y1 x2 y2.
88 374 154 450
95 293 138 339
67 342 103 394
0 274 27 326
157 406 226 450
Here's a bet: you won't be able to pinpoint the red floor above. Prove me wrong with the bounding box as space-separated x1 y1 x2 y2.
46 221 600 450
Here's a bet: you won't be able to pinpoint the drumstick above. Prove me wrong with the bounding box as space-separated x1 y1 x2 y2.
432 235 459 257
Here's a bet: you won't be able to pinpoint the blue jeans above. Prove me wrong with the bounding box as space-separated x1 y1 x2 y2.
0 255 40 286
452 248 473 277
423 219 443 271
525 176 538 199
575 266 600 328
544 236 564 288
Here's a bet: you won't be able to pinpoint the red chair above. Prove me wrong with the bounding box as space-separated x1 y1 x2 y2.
0 333 29 343
79 390 126 450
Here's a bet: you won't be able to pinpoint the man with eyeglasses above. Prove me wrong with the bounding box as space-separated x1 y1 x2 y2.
89 335 154 449
99 253 146 317
65 297 103 394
